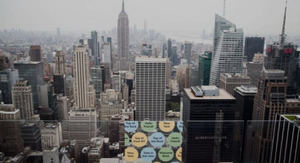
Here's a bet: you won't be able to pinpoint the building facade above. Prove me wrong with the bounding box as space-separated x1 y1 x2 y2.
244 37 265 62
198 51 212 86
135 57 166 121
219 73 251 95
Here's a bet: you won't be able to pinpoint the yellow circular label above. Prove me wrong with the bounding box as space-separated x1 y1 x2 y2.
125 147 138 162
176 147 182 161
132 132 148 148
159 121 175 132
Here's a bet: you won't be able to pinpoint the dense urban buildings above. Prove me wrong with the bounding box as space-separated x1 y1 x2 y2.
219 73 251 95
29 45 42 62
0 69 19 104
135 57 167 121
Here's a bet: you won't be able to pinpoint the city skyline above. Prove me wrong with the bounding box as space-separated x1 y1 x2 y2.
1 0 300 37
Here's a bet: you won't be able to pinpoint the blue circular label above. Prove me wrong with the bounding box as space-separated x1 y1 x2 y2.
177 121 183 132
125 121 138 133
140 147 156 162
149 132 165 148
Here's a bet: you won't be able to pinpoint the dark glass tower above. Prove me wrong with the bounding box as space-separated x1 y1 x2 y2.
244 37 265 62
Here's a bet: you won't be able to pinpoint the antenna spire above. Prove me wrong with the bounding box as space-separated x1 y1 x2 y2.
223 0 226 17
280 0 288 46
122 0 125 11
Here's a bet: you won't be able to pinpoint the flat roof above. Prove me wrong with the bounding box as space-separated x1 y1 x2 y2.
235 85 257 94
135 56 167 63
184 88 235 100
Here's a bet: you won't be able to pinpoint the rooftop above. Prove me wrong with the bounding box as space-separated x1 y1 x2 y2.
282 115 300 127
135 56 167 63
235 85 257 94
185 87 235 100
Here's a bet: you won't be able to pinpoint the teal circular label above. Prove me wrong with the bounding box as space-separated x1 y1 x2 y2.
158 147 174 162
167 132 182 147
140 147 156 162
125 121 138 133
149 132 165 148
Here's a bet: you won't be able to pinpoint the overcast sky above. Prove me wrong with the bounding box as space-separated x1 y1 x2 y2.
0 0 300 37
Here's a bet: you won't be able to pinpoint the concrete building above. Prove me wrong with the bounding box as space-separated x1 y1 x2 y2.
269 114 300 163
182 86 237 163
135 57 166 121
54 50 66 75
63 109 97 149
14 61 44 109
117 0 129 71
219 73 251 95
73 45 95 109
56 95 68 121
252 69 288 163
21 122 42 151
87 137 104 163
12 80 34 120
0 104 24 156
210 15 243 86
99 89 122 121
29 45 42 62
0 69 19 104
41 123 63 150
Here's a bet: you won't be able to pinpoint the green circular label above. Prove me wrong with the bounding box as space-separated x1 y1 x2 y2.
158 147 174 162
125 133 130 146
141 121 157 132
167 132 182 147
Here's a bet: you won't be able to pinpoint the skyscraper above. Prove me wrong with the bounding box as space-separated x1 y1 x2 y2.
182 86 237 163
29 45 42 62
213 14 236 56
0 69 19 104
54 50 66 75
135 57 166 121
198 51 212 86
73 45 95 109
244 37 265 62
14 61 44 109
91 31 100 65
117 0 129 70
12 80 34 120
210 15 244 86
269 114 300 163
90 67 102 99
184 41 192 64
219 73 251 95
252 69 288 163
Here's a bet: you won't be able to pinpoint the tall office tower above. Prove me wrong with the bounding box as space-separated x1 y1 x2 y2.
0 104 24 156
21 122 42 151
91 67 102 99
14 61 44 109
91 31 100 65
184 41 192 64
213 14 236 56
264 1 300 95
135 57 167 121
56 95 68 121
0 69 19 104
63 109 97 149
53 75 65 95
112 72 121 92
219 73 251 95
167 39 172 58
246 53 264 86
73 45 95 109
182 86 237 163
233 85 257 162
54 50 66 75
101 42 112 64
100 63 111 91
210 15 244 86
12 80 34 120
117 0 129 71
198 51 212 86
107 37 113 69
269 114 300 163
41 123 63 150
252 69 288 163
29 45 42 62
244 37 265 62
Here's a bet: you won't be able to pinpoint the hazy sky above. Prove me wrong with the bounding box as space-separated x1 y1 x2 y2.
0 0 300 37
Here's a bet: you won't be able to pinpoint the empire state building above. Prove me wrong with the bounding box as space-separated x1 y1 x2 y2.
117 0 129 70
